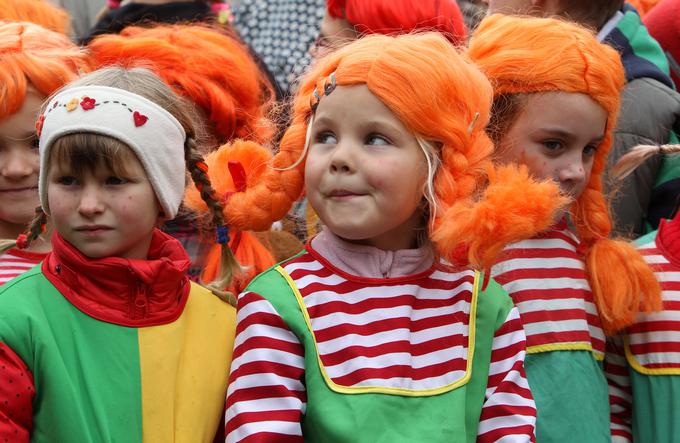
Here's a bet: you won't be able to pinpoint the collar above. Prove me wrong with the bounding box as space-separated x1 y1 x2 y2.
658 216 680 266
309 229 435 279
42 229 191 327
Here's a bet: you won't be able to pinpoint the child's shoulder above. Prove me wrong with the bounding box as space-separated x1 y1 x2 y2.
0 265 48 302
635 229 658 248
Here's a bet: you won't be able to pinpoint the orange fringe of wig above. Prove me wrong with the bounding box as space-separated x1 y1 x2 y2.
0 21 90 120
221 32 568 274
468 14 662 334
0 0 71 35
627 0 662 16
88 24 275 145
185 140 276 294
326 0 467 45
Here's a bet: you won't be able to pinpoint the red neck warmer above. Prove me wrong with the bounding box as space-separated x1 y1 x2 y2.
658 214 680 267
42 229 191 327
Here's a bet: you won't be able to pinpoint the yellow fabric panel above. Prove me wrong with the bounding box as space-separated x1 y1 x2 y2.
138 282 236 442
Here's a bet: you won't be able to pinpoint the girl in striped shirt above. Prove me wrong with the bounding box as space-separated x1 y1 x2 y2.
604 144 680 443
0 21 90 285
468 14 662 442
221 32 570 442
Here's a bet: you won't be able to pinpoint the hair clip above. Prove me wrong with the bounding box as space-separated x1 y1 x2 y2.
310 87 321 113
324 72 337 96
467 112 480 134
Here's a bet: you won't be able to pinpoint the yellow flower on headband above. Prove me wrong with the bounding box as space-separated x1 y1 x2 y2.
65 98 79 112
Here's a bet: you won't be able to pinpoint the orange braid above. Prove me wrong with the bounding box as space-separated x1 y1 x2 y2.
469 14 662 333
224 32 566 269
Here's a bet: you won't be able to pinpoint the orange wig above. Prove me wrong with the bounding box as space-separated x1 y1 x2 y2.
468 14 662 334
628 0 661 16
221 32 567 272
0 21 90 120
327 0 467 45
88 24 275 144
0 0 70 35
185 140 277 294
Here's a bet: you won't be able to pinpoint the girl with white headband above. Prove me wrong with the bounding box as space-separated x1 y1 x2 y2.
0 67 237 442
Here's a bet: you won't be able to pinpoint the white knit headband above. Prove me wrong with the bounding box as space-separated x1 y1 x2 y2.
37 85 186 219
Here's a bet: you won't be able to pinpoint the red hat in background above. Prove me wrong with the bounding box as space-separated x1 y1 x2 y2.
327 0 467 45
644 0 680 87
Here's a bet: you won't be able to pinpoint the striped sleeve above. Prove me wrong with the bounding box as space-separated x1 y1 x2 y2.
225 291 306 443
0 342 34 442
477 307 536 443
604 336 632 443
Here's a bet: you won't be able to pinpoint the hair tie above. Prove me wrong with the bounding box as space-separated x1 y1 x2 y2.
216 225 230 245
467 112 480 134
16 234 29 250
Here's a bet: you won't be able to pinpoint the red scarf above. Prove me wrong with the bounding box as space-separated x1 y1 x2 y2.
42 229 191 327
658 213 680 266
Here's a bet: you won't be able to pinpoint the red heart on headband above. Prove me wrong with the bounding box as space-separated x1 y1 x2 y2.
133 111 148 127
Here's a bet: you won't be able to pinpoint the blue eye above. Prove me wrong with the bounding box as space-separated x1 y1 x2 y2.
316 131 337 144
366 134 390 146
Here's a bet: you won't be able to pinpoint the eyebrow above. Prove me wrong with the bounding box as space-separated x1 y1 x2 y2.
534 127 605 143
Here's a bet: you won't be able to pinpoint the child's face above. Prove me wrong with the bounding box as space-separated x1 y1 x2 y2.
0 88 43 237
305 84 428 251
497 92 607 203
46 148 162 259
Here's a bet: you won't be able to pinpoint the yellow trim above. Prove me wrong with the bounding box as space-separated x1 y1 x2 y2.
624 335 680 375
275 266 478 397
526 343 604 361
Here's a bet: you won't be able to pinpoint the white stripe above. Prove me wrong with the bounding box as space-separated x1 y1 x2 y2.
632 311 680 323
478 415 535 439
282 259 324 273
230 348 305 374
324 345 468 379
629 330 680 346
503 276 590 293
228 419 303 443
233 322 301 353
632 351 680 364
494 257 584 274
303 282 473 308
655 271 680 282
524 319 590 337
504 237 576 251
226 395 304 423
515 298 592 315
658 290 680 302
226 373 304 399
293 272 347 291
317 322 469 354
643 253 668 265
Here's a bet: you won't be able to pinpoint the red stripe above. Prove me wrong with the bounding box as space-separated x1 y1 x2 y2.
520 308 589 324
524 329 593 347
229 361 304 382
630 340 680 354
227 384 306 405
232 335 304 360
495 267 587 283
477 424 536 443
306 292 470 318
313 311 469 342
629 320 680 334
319 334 469 366
228 409 304 427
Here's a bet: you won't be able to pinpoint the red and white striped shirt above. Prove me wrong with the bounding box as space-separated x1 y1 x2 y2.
491 223 605 359
605 226 680 442
0 248 45 286
226 249 536 442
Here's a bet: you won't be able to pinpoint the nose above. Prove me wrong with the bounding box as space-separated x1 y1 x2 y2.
556 154 587 190
77 183 105 218
329 140 356 174
0 147 35 180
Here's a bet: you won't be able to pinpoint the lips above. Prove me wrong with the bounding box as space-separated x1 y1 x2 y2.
0 186 38 193
327 189 365 198
74 225 113 233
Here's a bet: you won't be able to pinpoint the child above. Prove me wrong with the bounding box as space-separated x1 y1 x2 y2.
605 143 680 443
0 67 237 442
0 21 90 285
223 32 570 442
88 24 303 291
468 14 662 442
